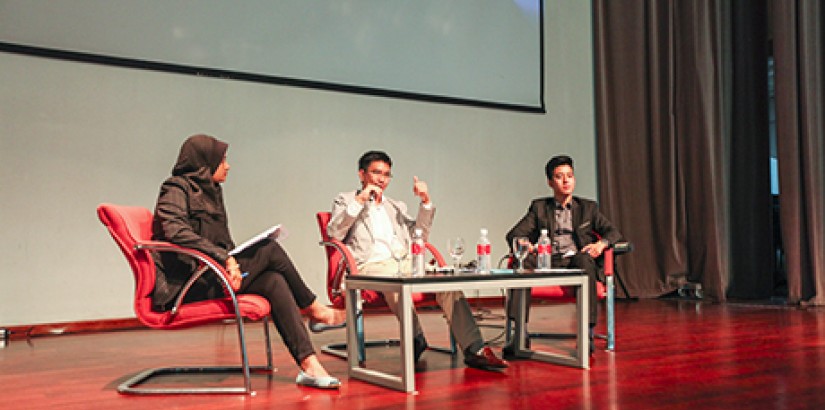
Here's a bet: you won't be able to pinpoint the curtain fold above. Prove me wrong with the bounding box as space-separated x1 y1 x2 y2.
594 0 671 298
595 0 730 300
772 0 825 305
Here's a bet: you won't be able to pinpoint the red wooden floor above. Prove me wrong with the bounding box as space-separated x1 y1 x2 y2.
1 299 824 410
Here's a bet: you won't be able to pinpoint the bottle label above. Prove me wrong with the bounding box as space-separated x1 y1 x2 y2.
411 243 423 255
477 244 491 255
538 244 550 254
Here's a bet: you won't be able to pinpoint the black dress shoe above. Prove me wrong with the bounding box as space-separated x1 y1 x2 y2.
502 333 530 359
464 347 509 370
589 326 595 354
502 344 516 360
413 334 428 363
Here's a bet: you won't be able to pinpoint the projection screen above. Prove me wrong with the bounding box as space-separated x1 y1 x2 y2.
0 0 544 112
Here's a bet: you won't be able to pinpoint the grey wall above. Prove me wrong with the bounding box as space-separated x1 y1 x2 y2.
0 0 596 326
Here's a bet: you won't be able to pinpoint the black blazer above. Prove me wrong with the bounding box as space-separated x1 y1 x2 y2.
506 196 623 252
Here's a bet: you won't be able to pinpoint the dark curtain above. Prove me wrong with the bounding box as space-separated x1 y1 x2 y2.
772 0 825 305
593 0 781 301
594 0 731 301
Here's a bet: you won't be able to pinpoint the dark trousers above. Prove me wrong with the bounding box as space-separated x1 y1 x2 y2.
507 252 601 327
236 240 317 365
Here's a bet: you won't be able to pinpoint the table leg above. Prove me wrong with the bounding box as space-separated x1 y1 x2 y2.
346 288 360 372
577 278 590 368
344 284 410 392
399 285 415 393
513 288 529 357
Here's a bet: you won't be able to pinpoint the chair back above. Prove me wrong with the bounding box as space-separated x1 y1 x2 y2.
98 203 270 329
318 211 390 307
97 203 160 325
316 211 349 307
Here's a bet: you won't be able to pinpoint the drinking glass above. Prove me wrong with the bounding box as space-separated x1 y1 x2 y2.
512 236 531 271
447 237 465 271
390 237 408 276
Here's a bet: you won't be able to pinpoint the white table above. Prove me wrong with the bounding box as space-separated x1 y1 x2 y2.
343 268 589 393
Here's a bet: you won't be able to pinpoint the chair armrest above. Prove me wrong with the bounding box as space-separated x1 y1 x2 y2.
603 247 614 277
603 241 632 277
134 240 238 315
424 242 447 267
320 238 359 299
612 241 633 255
497 253 514 269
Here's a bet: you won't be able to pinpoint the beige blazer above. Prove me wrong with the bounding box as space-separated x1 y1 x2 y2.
327 190 435 266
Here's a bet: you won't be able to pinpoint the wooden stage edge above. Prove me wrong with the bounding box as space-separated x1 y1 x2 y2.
4 317 144 341
2 296 509 341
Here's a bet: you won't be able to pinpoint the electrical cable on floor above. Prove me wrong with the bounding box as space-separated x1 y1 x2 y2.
470 289 509 346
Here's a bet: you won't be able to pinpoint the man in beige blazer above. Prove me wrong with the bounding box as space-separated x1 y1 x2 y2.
327 150 507 371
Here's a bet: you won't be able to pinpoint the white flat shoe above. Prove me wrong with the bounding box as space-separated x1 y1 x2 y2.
295 371 341 389
308 319 346 333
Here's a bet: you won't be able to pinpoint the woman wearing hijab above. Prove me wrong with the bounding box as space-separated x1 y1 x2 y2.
152 134 344 389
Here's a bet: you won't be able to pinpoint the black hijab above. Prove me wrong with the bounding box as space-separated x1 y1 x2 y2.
172 134 229 217
173 134 228 177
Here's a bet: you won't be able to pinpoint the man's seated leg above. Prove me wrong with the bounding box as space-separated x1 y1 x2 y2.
360 260 427 361
435 291 508 370
567 252 599 354
504 254 597 356
502 289 531 359
503 254 537 358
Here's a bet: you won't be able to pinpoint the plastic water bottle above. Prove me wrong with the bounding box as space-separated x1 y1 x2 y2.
476 228 491 273
411 228 425 277
537 228 551 269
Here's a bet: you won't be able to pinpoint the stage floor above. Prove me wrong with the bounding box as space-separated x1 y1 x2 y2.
1 298 824 410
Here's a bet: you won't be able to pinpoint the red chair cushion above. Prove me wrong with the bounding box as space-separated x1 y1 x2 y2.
138 294 271 330
531 281 607 302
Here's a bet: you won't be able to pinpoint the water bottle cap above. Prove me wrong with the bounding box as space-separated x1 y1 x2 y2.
414 228 423 235
541 228 548 235
480 228 488 235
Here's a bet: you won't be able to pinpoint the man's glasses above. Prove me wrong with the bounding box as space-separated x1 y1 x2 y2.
368 170 393 178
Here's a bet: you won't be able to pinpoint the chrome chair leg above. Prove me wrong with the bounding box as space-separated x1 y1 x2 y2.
118 316 274 395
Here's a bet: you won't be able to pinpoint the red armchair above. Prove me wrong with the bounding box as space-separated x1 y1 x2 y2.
97 203 273 394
